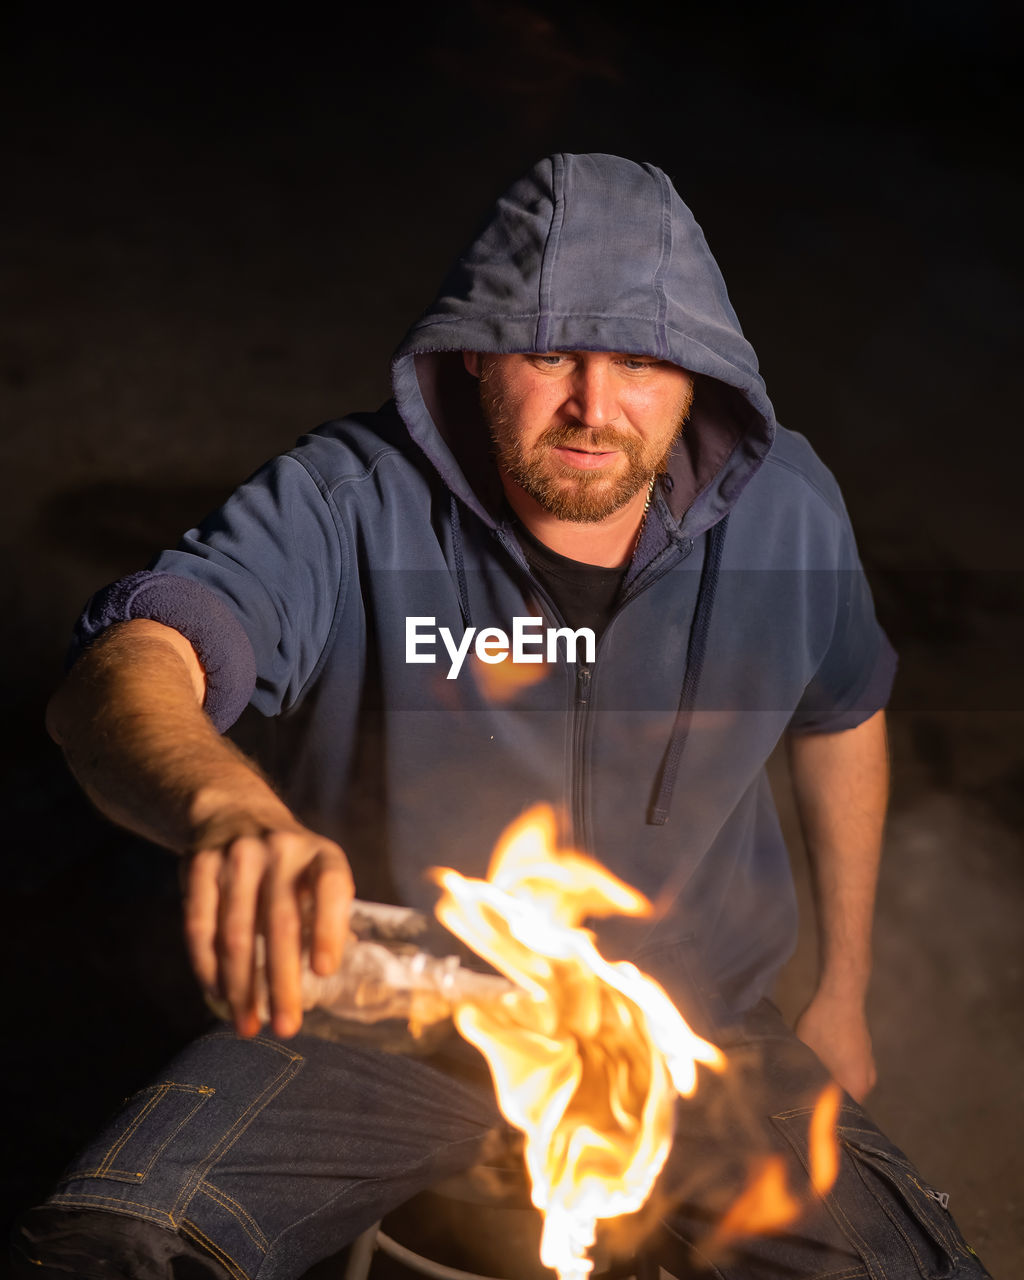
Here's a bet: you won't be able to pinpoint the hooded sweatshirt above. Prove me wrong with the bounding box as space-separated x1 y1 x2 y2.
75 154 895 1027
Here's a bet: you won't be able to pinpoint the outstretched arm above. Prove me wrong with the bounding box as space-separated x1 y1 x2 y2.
47 619 354 1039
786 708 889 1101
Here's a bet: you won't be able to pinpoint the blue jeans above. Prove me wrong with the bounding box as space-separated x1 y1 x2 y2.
12 1003 990 1279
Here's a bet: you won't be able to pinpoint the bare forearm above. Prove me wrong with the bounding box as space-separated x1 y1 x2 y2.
47 619 289 853
784 709 889 1099
47 618 353 1038
786 709 889 998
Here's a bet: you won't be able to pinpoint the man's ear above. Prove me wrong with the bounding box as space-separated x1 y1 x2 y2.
462 351 482 378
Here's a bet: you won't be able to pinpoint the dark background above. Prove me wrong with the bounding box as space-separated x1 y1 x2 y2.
3 2 1022 1274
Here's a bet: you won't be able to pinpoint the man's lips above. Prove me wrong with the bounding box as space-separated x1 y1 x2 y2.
550 445 621 471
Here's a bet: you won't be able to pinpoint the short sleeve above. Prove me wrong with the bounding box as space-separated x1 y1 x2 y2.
788 540 897 734
70 453 346 731
71 571 258 732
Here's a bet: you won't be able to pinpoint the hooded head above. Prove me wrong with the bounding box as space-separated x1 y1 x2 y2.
392 153 776 539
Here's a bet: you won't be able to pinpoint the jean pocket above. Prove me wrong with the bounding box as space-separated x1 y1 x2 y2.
64 1082 215 1186
839 1124 969 1279
771 1103 983 1280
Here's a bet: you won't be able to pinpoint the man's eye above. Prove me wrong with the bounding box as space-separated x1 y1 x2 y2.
535 354 568 366
621 357 655 371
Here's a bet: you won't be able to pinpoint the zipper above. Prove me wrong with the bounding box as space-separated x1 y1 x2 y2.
568 539 696 845
496 525 591 847
571 665 593 850
493 521 693 849
619 535 694 607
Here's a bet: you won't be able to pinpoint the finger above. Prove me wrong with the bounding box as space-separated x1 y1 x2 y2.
309 844 355 976
263 850 304 1039
217 837 266 1036
184 849 223 994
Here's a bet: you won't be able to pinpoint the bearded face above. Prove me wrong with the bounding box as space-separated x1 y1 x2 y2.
476 352 693 524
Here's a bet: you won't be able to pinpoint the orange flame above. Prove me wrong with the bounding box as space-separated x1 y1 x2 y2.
714 1157 801 1240
809 1081 841 1194
471 653 550 702
432 805 725 1279
708 1082 842 1250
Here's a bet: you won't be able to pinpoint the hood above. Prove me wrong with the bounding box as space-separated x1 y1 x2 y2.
391 152 776 540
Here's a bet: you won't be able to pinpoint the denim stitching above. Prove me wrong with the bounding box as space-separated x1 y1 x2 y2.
770 1106 887 1280
170 1038 304 1222
830 1197 888 1280
840 1130 943 1183
845 1148 931 1276
198 1181 271 1252
49 1191 177 1226
62 1082 217 1183
838 1123 962 1257
96 1087 164 1173
106 1086 215 1179
845 1138 963 1265
908 1176 961 1256
201 1030 299 1057
182 1216 252 1280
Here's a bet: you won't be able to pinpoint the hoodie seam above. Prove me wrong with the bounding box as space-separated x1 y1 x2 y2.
284 444 441 704
763 453 846 522
277 454 356 707
648 162 673 360
535 152 567 351
310 444 408 498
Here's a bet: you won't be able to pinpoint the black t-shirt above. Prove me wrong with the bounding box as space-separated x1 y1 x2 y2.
515 522 625 643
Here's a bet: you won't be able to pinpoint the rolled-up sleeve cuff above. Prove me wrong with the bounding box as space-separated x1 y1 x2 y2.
70 570 258 732
790 631 898 735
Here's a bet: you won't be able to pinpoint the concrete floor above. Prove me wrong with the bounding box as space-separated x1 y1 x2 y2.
3 5 1021 1275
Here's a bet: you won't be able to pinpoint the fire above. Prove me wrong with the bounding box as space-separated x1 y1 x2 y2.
808 1081 841 1193
471 652 550 702
713 1157 801 1240
708 1083 842 1250
432 805 725 1279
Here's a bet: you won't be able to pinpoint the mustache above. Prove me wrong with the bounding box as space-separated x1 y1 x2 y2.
537 423 643 454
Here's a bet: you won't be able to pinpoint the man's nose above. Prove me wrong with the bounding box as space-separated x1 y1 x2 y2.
564 361 618 427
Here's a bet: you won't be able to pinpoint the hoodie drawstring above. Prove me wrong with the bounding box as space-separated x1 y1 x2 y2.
449 492 473 627
649 515 729 825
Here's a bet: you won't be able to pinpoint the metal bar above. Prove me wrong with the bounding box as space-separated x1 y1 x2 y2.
342 1222 381 1280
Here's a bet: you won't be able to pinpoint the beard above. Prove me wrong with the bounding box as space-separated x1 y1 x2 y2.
479 373 692 524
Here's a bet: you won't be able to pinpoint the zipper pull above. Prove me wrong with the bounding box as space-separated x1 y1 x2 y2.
923 1187 950 1210
576 665 591 705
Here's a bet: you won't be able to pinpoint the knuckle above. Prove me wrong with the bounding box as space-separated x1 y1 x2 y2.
187 847 218 878
226 838 260 872
263 833 306 871
317 844 352 879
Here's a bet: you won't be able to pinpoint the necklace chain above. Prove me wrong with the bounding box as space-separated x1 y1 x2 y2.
631 474 657 558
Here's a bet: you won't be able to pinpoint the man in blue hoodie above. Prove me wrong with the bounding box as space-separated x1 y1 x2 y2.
16 155 989 1279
